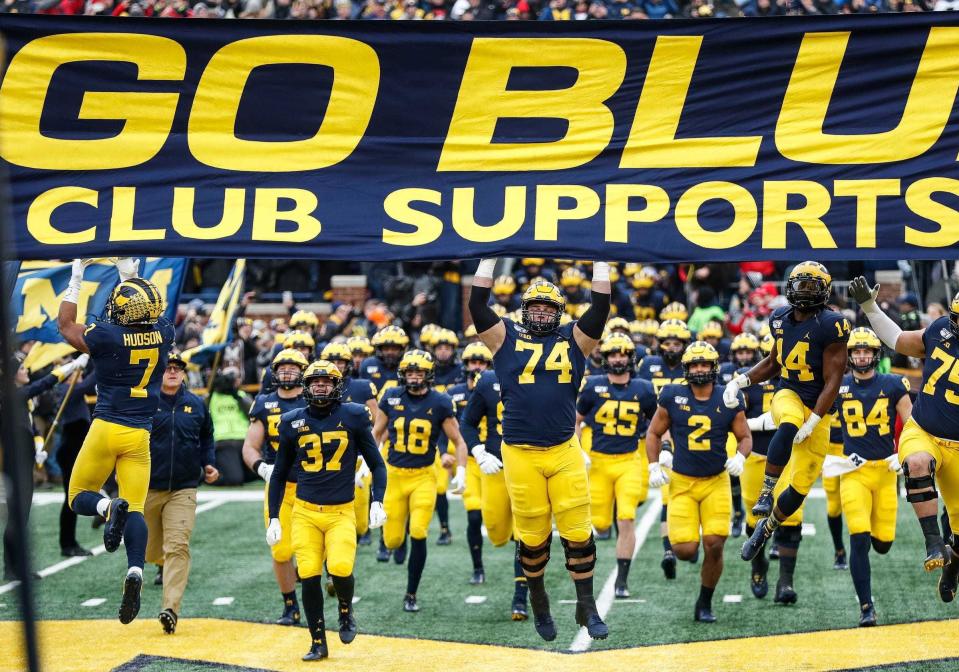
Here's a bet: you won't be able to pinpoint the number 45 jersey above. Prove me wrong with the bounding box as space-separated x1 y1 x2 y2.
494 318 587 448
378 387 456 468
769 305 849 410
577 375 657 454
84 317 175 430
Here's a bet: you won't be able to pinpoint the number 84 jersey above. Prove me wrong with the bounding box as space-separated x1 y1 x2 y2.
494 318 587 448
378 387 456 468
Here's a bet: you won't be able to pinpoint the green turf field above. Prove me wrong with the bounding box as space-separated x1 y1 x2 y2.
4 481 957 657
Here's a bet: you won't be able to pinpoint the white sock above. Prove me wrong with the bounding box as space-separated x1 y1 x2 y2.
96 498 110 517
128 566 143 578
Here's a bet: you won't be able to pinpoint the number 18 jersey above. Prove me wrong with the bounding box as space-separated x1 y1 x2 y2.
493 318 586 447
378 387 455 468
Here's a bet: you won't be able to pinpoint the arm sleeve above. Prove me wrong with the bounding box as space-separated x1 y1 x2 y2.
576 291 610 339
461 392 485 449
201 406 216 468
22 374 60 401
468 284 500 333
267 429 296 518
357 426 387 502
576 386 595 416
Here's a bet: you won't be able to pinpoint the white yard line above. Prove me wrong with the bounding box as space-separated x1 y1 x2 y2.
0 499 228 596
31 489 265 506
568 490 663 653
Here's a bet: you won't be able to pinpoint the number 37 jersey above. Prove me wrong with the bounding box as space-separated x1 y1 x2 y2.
769 306 849 410
378 387 455 468
84 317 175 430
914 316 959 440
493 318 587 448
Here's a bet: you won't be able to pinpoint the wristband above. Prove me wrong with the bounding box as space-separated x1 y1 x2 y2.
475 258 496 280
592 262 610 283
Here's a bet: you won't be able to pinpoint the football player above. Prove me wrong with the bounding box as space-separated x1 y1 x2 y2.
697 321 730 362
733 262 849 565
289 309 320 339
825 412 848 570
833 327 912 625
260 331 315 395
267 360 387 661
851 278 959 592
446 342 494 584
660 301 689 323
372 350 469 613
347 336 374 376
630 319 659 352
632 270 668 321
430 328 463 545
468 259 611 642
493 275 521 312
637 318 691 578
575 334 657 598
242 348 309 625
58 258 175 624
646 342 751 623
515 258 556 290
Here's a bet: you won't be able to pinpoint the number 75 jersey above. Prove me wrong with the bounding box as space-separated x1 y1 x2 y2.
914 316 959 440
493 318 587 448
378 387 456 468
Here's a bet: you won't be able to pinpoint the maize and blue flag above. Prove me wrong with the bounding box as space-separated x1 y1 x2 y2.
182 259 246 367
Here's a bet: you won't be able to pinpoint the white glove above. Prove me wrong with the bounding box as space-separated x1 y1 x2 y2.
471 444 503 475
65 259 94 304
658 449 673 470
747 412 776 433
266 518 282 546
723 373 750 409
793 412 822 445
724 452 746 477
257 461 274 482
73 353 90 370
885 453 903 473
113 257 140 281
355 459 371 488
450 465 467 494
34 436 47 467
648 462 669 488
581 450 592 470
368 501 387 529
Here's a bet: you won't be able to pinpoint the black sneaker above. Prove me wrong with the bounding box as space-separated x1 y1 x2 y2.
103 499 129 553
276 600 300 626
511 593 528 621
338 606 357 644
403 593 420 613
741 519 773 561
595 528 612 541
357 530 372 546
614 581 630 599
751 553 769 599
60 544 92 558
925 537 949 572
938 547 958 603
118 570 142 624
575 599 608 640
833 549 849 570
437 528 452 546
774 578 797 605
158 608 178 634
302 641 329 662
694 601 716 623
752 489 774 517
393 541 408 565
154 566 163 586
661 550 677 580
731 511 744 539
859 602 877 627
469 569 486 585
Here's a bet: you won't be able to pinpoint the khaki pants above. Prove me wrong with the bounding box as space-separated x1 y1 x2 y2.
145 488 197 614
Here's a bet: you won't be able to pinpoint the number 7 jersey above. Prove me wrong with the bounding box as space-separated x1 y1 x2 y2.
914 316 959 440
493 318 586 447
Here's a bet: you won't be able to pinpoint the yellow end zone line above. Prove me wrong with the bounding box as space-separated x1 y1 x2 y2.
2 616 957 672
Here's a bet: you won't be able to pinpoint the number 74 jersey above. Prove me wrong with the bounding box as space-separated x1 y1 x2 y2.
378 387 456 468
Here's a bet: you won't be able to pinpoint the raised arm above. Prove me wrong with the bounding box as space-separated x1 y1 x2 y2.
573 262 611 357
849 276 925 358
468 258 506 355
57 259 92 354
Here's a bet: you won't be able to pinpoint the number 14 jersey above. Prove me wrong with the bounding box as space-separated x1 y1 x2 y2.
769 305 849 410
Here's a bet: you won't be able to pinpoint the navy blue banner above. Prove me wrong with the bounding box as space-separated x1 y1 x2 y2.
2 14 959 262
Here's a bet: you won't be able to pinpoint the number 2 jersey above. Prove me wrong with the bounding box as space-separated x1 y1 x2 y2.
836 372 909 460
493 318 587 448
249 392 307 482
769 305 849 409
911 315 959 440
660 383 744 477
379 387 456 468
84 317 175 430
577 375 657 454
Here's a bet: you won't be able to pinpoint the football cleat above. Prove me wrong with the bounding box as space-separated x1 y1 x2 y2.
338 607 357 644
751 554 769 599
118 570 142 624
302 642 329 662
925 538 948 572
393 541 408 565
833 549 849 571
938 547 958 603
376 545 391 562
661 550 677 580
511 594 529 621
859 603 877 627
357 530 372 546
752 490 774 517
154 566 163 586
276 600 300 626
158 608 177 634
529 584 556 641
694 602 717 623
103 498 129 553
60 544 92 558
731 511 744 539
595 528 612 541
470 569 486 585
774 578 798 605
437 528 452 546
741 519 773 562
769 543 780 561
614 582 630 599
575 600 609 640
403 593 420 613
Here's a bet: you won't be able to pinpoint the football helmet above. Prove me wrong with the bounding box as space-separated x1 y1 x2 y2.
521 280 566 335
271 348 309 389
600 333 636 375
321 342 354 377
302 360 344 407
108 278 164 326
398 349 435 392
681 341 720 386
785 261 831 310
847 327 882 373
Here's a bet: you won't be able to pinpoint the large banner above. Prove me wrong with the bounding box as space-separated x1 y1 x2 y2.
2 14 959 262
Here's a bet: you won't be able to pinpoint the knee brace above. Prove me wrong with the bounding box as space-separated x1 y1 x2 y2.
519 533 552 575
773 524 802 550
776 486 806 519
561 534 597 574
904 459 938 503
871 538 893 555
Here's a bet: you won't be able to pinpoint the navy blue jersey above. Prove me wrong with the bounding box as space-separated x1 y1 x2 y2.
493 318 586 447
837 373 909 460
636 355 685 396
84 317 175 430
379 387 456 468
343 376 377 406
828 412 844 445
576 375 657 455
769 306 850 409
249 392 307 482
913 316 959 440
740 367 777 457
446 382 471 419
633 291 667 321
661 383 744 477
585 359 605 377
461 371 503 458
358 355 400 399
272 402 385 511
433 363 463 392
719 362 738 386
